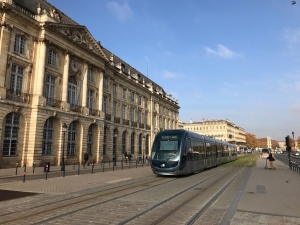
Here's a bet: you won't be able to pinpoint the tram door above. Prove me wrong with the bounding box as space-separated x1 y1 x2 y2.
185 138 193 174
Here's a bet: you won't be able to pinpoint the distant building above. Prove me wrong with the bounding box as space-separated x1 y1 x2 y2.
267 137 272 149
182 119 246 146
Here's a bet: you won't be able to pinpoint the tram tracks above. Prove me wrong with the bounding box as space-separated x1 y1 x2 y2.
0 176 174 224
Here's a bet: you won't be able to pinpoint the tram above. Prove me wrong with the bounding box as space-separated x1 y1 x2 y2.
150 129 237 176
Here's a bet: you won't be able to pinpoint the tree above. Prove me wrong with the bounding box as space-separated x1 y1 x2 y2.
271 140 279 149
245 133 258 149
297 136 300 150
257 138 267 148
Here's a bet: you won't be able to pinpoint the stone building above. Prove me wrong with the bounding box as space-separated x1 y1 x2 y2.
182 119 246 146
0 0 180 168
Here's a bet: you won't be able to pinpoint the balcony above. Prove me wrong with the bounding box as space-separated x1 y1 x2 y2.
146 125 151 130
105 113 111 121
131 121 137 127
89 109 100 116
6 89 30 104
46 98 61 108
122 119 129 125
139 123 144 129
114 117 120 124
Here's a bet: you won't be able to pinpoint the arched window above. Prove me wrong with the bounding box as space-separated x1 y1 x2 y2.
67 121 77 155
68 77 77 111
122 131 126 154
103 127 107 155
3 113 20 156
87 125 93 154
130 132 135 154
42 118 54 155
138 133 142 154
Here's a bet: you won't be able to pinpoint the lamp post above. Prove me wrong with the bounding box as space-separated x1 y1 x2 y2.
114 132 117 166
142 136 145 163
61 123 67 171
292 131 295 151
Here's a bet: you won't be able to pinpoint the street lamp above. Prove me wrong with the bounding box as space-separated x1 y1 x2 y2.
114 132 117 166
61 123 67 172
292 131 295 151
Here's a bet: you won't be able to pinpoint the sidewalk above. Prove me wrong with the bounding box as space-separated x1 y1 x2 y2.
231 156 300 224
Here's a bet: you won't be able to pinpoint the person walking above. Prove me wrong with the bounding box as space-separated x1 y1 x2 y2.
267 151 276 170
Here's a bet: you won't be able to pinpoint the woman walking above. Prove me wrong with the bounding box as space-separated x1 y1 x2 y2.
267 151 276 170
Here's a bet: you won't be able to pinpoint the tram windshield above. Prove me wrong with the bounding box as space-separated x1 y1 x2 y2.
151 135 181 161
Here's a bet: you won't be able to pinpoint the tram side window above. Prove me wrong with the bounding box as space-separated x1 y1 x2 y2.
206 142 212 158
211 143 217 158
220 144 225 157
217 144 222 158
198 140 205 160
224 145 229 157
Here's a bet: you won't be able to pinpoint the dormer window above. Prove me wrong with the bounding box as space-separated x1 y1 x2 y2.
121 64 125 72
47 49 57 66
14 35 26 54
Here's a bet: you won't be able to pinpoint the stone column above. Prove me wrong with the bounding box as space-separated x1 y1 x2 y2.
0 23 12 99
33 39 47 105
61 52 70 110
82 63 88 107
98 70 103 111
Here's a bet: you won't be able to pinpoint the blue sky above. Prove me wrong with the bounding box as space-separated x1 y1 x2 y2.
48 0 300 141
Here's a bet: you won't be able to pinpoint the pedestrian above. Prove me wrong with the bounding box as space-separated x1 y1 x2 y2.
84 152 89 166
267 151 276 170
124 152 128 163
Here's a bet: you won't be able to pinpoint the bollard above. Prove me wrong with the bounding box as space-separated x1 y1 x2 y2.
73 160 75 170
113 163 114 171
15 162 18 175
45 164 48 180
23 164 26 183
78 162 80 175
92 162 94 174
33 161 35 174
103 160 105 172
121 159 123 170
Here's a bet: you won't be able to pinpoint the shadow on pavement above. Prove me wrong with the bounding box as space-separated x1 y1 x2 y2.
0 189 39 202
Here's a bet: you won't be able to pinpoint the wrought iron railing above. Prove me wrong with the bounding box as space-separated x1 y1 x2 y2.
89 108 100 116
114 117 120 124
105 113 111 121
122 119 129 125
6 89 30 104
46 98 61 108
131 121 137 127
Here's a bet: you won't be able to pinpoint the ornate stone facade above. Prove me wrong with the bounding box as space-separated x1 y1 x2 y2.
0 0 180 168
183 119 246 146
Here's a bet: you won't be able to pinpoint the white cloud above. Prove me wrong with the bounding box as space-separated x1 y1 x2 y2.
283 28 300 44
162 70 185 79
204 44 242 59
107 1 133 22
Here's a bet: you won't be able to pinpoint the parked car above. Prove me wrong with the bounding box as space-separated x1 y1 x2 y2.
296 151 299 156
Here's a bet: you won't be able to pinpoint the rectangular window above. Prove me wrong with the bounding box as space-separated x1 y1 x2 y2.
145 99 148 109
88 68 94 82
14 35 26 54
44 75 55 106
144 113 148 125
138 110 141 123
47 49 57 66
103 77 108 89
131 92 135 103
122 105 126 119
102 96 107 113
87 89 94 109
113 84 117 96
122 88 126 99
113 101 117 117
130 108 135 121
10 64 24 95
138 96 142 106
